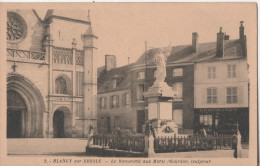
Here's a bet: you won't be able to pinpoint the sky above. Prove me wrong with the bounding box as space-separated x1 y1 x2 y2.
36 3 257 68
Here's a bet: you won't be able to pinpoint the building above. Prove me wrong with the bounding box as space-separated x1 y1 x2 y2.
97 39 197 134
97 55 134 134
97 23 249 137
194 23 249 139
6 9 97 138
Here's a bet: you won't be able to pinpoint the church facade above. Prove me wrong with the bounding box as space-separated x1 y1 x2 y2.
6 9 97 138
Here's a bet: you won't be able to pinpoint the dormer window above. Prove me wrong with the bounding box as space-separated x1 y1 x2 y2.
112 79 117 89
137 71 145 79
112 74 121 88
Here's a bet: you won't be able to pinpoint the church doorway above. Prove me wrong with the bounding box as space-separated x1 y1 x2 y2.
53 110 65 138
7 110 22 138
7 90 27 138
53 107 72 138
7 73 45 138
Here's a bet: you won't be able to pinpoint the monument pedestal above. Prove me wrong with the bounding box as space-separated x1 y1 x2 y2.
143 84 178 136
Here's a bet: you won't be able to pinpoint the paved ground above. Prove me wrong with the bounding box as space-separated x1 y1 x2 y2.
7 138 89 156
7 138 249 157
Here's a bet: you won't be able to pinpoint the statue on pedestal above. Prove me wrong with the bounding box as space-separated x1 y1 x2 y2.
153 46 172 87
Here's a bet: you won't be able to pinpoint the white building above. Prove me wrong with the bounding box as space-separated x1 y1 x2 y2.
194 22 249 139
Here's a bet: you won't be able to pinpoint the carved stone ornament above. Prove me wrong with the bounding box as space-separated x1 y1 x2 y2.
7 12 27 43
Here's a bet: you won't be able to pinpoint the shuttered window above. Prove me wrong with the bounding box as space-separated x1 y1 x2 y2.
207 87 217 104
227 87 238 104
228 65 236 78
208 66 216 79
111 95 119 108
125 93 130 106
136 84 144 101
99 97 106 109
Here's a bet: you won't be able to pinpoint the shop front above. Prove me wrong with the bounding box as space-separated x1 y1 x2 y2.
194 108 249 141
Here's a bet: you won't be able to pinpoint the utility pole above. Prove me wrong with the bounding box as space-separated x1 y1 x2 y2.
145 41 148 82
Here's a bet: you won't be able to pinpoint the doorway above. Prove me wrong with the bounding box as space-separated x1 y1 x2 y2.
53 110 65 138
137 110 145 133
7 110 22 138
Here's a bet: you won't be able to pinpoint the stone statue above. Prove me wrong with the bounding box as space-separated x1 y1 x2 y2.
153 46 171 87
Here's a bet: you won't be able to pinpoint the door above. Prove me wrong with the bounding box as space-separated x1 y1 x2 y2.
7 110 22 138
137 110 145 133
53 111 65 138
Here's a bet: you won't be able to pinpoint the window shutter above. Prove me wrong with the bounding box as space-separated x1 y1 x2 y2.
110 96 113 108
228 65 231 78
213 67 216 79
122 93 125 107
104 97 107 109
232 65 236 77
179 83 183 98
126 93 130 106
208 67 211 79
117 95 119 107
98 97 101 109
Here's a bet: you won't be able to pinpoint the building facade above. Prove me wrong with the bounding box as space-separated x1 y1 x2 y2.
97 23 249 137
194 23 249 138
97 39 197 134
97 55 134 134
6 9 97 138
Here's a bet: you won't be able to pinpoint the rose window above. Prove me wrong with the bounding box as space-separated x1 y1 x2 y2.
7 13 26 42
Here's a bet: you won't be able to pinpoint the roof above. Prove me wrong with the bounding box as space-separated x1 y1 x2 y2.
44 9 91 23
134 39 245 67
97 63 134 93
98 38 246 93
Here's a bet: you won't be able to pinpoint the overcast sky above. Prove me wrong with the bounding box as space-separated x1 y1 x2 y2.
36 3 256 68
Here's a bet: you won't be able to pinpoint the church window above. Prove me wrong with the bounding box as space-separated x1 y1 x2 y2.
55 77 68 94
7 12 27 42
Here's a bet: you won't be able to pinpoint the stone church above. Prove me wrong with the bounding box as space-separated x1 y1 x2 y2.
6 9 98 138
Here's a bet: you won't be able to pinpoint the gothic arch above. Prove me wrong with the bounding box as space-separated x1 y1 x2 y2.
55 74 72 95
7 73 45 138
53 106 72 138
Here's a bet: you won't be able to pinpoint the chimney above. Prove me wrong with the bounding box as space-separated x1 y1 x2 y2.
239 21 245 40
224 33 230 40
239 21 247 57
105 55 116 71
192 32 199 53
216 27 225 58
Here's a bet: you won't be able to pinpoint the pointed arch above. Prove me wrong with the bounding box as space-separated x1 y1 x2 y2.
7 73 45 138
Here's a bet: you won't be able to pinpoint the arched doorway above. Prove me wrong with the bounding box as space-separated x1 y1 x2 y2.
53 107 72 138
53 111 65 138
7 90 27 138
7 73 45 138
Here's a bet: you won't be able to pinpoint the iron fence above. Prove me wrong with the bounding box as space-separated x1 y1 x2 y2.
92 133 235 153
154 134 235 153
92 134 145 152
